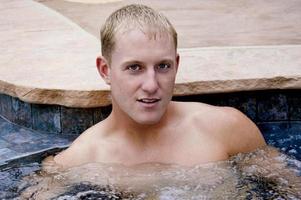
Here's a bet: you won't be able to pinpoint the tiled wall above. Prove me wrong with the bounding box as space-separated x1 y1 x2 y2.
0 90 300 159
0 93 111 135
1 89 301 134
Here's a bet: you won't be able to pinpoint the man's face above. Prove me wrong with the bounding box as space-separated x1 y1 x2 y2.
108 29 179 125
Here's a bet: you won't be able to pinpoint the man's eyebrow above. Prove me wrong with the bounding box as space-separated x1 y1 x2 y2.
158 59 174 64
122 60 144 66
122 58 175 66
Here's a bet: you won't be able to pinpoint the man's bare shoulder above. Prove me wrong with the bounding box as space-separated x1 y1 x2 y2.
172 101 266 155
54 121 107 168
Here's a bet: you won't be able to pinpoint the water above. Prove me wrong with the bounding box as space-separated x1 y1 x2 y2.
1 146 301 199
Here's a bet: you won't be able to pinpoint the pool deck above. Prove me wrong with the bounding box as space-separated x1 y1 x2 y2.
1 0 301 107
1 0 301 165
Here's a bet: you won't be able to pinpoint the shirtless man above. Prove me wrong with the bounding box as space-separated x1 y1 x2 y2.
54 4 266 168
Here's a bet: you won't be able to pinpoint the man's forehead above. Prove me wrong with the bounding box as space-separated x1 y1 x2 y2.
115 26 173 43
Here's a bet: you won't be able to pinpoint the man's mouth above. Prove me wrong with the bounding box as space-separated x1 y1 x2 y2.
137 98 160 104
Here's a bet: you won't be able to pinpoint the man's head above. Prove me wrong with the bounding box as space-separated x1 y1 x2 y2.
97 4 179 125
100 4 177 63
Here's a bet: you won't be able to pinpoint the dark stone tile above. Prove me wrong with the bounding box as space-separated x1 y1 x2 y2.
0 94 13 122
227 93 257 122
257 92 288 122
0 121 18 138
173 93 229 106
9 138 69 154
0 148 18 160
1 127 45 145
209 94 229 107
287 92 301 120
42 134 72 146
0 140 10 148
61 107 93 135
257 122 290 134
289 122 301 133
93 105 112 124
11 97 31 128
0 93 3 114
32 104 61 133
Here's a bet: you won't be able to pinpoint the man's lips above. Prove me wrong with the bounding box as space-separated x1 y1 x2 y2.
137 98 161 104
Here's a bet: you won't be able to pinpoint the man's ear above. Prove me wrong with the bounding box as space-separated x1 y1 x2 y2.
96 56 111 85
175 53 180 72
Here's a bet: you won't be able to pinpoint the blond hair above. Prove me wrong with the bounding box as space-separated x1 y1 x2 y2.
100 4 177 63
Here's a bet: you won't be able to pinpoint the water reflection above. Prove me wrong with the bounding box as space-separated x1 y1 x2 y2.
1 146 300 199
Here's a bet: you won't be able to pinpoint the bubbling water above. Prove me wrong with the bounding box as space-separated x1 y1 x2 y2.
1 146 301 199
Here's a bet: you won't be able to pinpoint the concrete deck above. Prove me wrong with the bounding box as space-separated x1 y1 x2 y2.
0 0 301 108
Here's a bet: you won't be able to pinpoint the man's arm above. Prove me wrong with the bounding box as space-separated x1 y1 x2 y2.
221 107 266 156
222 107 301 197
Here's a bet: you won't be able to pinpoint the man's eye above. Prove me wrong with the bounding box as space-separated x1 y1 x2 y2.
157 63 171 71
127 64 141 71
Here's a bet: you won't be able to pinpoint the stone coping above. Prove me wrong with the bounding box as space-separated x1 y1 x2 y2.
1 1 301 108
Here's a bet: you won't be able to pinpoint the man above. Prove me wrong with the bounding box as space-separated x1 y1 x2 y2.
54 4 266 168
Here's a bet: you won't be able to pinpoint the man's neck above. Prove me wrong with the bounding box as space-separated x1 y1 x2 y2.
105 103 175 146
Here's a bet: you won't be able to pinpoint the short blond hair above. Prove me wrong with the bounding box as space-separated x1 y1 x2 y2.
100 4 177 63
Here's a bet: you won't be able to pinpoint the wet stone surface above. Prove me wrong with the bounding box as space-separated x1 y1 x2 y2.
32 104 61 133
257 93 289 122
0 116 72 166
288 92 301 120
61 106 94 135
11 97 31 129
0 94 13 122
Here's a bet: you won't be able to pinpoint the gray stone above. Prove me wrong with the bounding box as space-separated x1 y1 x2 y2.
61 107 93 135
11 97 32 128
0 94 13 122
0 148 18 160
257 92 288 122
32 104 61 133
0 139 10 148
227 93 257 122
288 91 301 120
93 105 111 124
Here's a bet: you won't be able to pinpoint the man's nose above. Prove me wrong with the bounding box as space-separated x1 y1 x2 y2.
141 69 159 94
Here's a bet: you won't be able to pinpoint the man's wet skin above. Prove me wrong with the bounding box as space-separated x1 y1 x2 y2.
53 29 265 168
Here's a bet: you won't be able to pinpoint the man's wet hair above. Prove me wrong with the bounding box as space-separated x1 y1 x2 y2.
100 4 177 63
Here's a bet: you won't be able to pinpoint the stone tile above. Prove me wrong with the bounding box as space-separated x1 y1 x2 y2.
173 93 229 106
289 122 301 133
227 93 257 122
11 97 31 128
0 93 3 114
287 91 301 120
61 107 93 135
32 104 61 133
0 94 13 122
9 139 68 154
41 134 72 146
0 139 10 148
257 92 288 122
257 122 290 134
0 148 18 160
209 94 229 107
93 105 112 124
1 127 45 145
